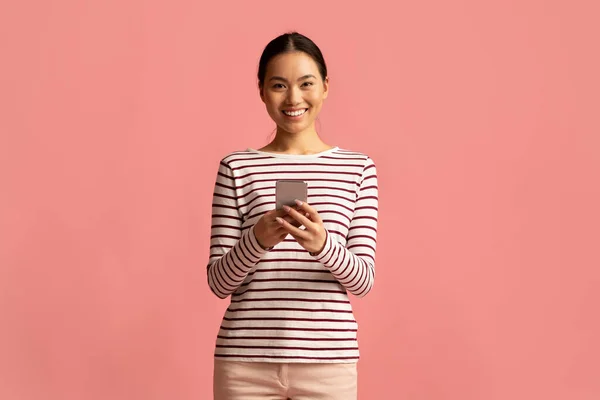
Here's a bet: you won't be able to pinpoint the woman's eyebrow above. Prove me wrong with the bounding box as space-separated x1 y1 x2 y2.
269 74 317 82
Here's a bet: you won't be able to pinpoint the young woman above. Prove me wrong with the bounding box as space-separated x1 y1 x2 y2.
207 32 379 400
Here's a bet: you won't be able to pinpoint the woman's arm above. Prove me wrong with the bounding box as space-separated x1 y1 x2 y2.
276 157 379 297
207 160 268 299
311 157 378 297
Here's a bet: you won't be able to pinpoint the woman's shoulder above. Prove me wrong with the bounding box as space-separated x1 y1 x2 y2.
332 147 376 166
217 148 256 165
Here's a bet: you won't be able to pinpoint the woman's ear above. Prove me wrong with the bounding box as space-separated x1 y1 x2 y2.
323 77 329 99
259 84 265 103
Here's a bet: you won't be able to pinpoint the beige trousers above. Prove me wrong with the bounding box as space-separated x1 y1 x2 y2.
213 359 358 400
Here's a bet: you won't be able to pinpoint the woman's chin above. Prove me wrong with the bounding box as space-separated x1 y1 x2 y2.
276 121 312 134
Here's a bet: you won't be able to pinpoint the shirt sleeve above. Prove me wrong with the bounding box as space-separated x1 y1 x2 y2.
207 159 269 299
310 157 378 297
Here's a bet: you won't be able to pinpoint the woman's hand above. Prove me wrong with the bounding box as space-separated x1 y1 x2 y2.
254 208 302 249
275 200 327 254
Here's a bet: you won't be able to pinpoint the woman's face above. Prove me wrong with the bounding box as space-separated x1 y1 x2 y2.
260 51 329 135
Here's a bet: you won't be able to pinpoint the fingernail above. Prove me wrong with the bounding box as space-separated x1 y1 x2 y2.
282 205 291 212
294 199 303 206
275 217 284 224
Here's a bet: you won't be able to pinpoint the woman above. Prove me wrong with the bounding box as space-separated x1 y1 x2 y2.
208 31 378 400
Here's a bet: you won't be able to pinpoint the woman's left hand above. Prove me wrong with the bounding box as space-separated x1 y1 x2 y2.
276 200 327 254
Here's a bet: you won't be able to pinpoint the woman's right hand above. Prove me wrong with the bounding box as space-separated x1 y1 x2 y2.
254 208 302 249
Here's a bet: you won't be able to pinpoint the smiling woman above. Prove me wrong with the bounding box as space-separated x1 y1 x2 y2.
207 32 379 400
257 35 329 150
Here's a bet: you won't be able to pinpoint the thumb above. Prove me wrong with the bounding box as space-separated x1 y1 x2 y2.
265 208 280 217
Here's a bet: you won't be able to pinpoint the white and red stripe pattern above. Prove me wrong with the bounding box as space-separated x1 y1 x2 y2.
207 147 378 363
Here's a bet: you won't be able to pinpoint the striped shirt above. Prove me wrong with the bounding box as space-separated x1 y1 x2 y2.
207 146 378 363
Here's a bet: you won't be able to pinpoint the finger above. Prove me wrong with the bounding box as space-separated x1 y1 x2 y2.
272 208 298 222
283 214 302 227
281 212 302 226
275 217 310 240
267 208 302 228
272 209 302 226
282 205 313 228
274 206 302 215
265 209 284 224
266 208 281 215
271 209 291 222
294 200 323 224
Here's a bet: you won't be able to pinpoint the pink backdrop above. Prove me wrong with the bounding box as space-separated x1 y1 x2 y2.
1 1 599 399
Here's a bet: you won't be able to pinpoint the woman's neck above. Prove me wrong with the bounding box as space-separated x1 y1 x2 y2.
260 127 333 155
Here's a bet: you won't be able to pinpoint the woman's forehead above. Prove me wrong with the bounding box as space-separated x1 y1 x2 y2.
266 52 319 77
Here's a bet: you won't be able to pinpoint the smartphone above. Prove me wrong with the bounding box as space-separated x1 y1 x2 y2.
275 180 307 210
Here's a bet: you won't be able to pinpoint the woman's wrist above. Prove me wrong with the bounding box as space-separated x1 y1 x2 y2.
253 225 273 251
309 230 328 256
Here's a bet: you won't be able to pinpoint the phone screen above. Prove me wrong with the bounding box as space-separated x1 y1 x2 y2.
276 180 308 209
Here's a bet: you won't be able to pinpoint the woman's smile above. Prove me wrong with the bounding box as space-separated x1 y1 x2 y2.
282 108 308 119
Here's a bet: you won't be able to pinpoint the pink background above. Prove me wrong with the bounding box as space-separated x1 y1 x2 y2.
1 1 599 399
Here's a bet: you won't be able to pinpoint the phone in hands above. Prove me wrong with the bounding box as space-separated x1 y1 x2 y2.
275 180 308 210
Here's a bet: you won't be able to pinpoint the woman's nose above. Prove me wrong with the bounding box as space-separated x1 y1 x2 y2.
286 86 302 104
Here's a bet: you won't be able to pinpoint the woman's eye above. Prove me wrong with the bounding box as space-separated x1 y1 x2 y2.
273 84 285 89
302 82 314 87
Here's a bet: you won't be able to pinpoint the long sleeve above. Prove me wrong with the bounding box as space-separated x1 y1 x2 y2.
207 160 268 299
310 157 378 297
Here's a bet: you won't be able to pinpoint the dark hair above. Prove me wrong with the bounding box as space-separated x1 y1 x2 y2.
257 32 327 88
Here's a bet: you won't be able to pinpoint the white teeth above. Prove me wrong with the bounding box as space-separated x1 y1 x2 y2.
283 109 307 116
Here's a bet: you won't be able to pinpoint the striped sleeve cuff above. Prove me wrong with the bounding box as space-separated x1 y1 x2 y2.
310 229 335 261
245 225 271 260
